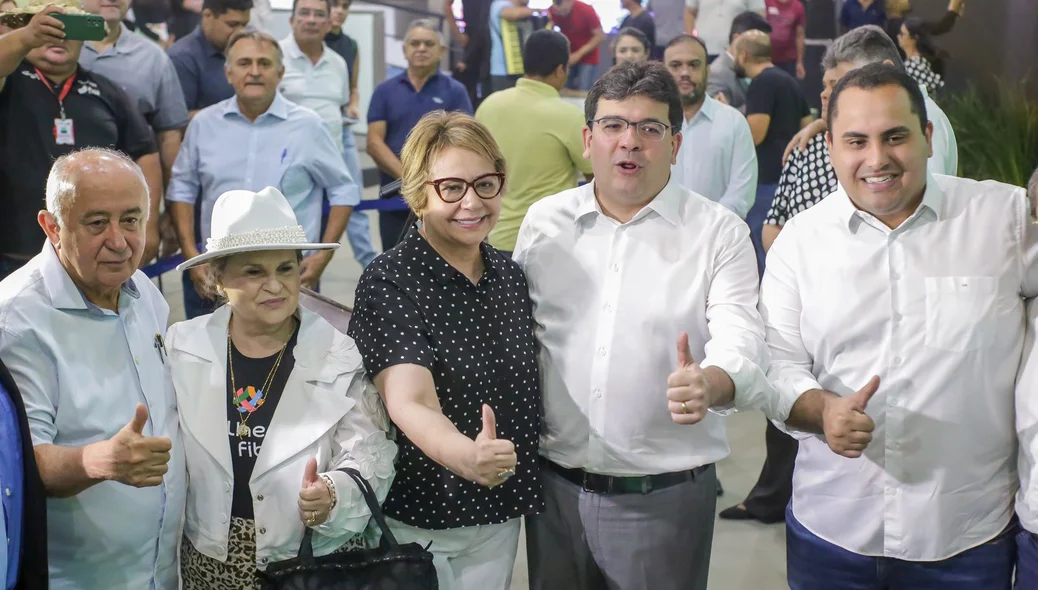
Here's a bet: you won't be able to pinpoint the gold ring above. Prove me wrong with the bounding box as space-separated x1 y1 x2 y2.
306 511 317 526
497 469 516 480
681 401 689 414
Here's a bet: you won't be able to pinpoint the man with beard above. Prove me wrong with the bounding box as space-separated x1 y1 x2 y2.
664 34 757 218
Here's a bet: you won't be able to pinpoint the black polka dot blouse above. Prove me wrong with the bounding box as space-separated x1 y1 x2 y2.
765 133 840 226
905 56 944 96
348 227 544 530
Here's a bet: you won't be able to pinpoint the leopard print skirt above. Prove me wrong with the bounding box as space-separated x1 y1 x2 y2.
181 517 366 590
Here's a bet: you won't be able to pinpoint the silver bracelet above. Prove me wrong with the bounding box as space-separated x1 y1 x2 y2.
319 473 338 512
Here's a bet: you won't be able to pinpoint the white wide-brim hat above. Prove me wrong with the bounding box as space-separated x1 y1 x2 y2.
176 186 339 272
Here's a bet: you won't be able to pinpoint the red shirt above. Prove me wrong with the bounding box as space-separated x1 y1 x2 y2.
549 0 602 66
765 0 805 64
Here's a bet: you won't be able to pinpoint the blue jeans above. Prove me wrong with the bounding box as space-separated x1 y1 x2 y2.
786 506 1016 590
1017 529 1038 589
566 63 596 91
342 127 377 268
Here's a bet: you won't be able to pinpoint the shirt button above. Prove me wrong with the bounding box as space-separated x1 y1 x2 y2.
256 494 264 501
893 357 902 365
886 488 898 496
598 347 607 356
259 527 266 535
593 389 602 398
612 264 620 273
221 513 228 524
261 558 268 564
4 488 10 497
892 272 901 280
893 313 902 322
134 356 140 365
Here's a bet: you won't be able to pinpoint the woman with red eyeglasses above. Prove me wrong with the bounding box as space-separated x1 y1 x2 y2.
348 110 543 590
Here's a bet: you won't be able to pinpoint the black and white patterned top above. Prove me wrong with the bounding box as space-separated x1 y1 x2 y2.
765 133 840 226
905 55 944 96
348 228 543 530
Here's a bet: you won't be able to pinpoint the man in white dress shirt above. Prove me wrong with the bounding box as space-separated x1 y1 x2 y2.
765 63 1036 589
1015 164 1038 589
664 34 757 218
0 148 186 590
514 61 789 590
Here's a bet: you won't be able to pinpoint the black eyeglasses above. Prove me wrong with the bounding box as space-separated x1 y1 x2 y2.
588 116 676 141
425 173 505 203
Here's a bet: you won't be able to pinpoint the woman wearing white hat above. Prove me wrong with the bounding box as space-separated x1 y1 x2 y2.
165 186 397 589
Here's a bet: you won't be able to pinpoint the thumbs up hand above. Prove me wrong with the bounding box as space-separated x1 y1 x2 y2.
821 376 880 458
467 404 517 488
101 403 173 488
667 333 712 425
298 457 334 527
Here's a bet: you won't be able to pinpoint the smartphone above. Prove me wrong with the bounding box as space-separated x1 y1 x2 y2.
55 13 107 41
342 116 359 126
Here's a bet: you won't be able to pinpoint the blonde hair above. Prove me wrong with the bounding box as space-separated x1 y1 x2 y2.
399 111 506 215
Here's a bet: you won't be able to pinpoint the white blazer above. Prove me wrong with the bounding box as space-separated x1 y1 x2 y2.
166 305 397 569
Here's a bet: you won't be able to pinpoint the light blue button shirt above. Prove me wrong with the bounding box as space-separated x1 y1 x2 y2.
672 96 759 219
0 244 186 590
168 92 359 245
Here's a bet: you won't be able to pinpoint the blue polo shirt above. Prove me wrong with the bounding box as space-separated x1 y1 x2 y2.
168 26 234 111
839 0 885 30
367 71 473 186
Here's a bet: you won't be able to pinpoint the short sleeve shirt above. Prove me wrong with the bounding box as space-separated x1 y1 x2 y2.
168 26 235 111
765 0 805 64
366 72 473 187
764 132 837 226
348 229 543 530
839 0 885 30
619 10 656 51
744 66 809 184
0 63 156 255
548 0 602 65
79 24 190 131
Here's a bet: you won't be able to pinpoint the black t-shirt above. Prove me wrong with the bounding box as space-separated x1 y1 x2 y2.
349 228 543 530
226 324 300 519
619 11 656 52
325 31 358 84
0 62 156 256
745 66 810 184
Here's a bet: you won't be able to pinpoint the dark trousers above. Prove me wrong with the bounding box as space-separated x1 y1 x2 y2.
747 184 778 278
740 419 796 521
1017 529 1038 589
527 463 717 590
775 60 798 78
787 505 1016 590
181 270 219 320
378 210 411 252
489 75 520 94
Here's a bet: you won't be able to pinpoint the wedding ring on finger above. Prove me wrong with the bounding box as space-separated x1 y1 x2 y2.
681 401 690 414
306 511 317 526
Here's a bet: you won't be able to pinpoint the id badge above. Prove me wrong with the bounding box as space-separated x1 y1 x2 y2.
54 118 75 146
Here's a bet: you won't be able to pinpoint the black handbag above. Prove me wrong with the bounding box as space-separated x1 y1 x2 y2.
257 467 438 590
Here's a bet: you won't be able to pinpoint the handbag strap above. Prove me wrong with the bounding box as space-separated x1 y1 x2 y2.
294 467 400 561
338 467 402 547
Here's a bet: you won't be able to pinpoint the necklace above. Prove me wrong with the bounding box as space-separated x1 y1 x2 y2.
228 329 289 438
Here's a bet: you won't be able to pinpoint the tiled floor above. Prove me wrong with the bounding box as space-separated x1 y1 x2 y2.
158 184 789 589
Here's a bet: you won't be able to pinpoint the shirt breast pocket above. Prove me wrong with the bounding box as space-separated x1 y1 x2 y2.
924 276 998 352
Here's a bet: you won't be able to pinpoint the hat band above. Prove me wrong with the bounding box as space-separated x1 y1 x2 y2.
206 225 309 252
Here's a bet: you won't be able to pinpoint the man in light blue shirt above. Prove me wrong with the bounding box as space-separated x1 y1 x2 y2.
0 148 185 590
169 29 357 319
488 0 534 93
665 34 757 218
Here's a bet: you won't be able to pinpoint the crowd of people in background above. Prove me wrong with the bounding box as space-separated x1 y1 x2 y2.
7 0 1038 590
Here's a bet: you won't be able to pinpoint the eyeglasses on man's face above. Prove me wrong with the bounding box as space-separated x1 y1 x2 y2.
588 116 675 141
426 173 505 203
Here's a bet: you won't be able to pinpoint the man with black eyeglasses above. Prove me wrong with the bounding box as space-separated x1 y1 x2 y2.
514 61 786 590
366 19 472 251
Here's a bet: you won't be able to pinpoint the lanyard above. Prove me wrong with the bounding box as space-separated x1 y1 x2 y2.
34 67 76 120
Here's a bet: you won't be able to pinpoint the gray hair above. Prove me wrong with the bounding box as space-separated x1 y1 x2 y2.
46 148 149 227
405 18 443 45
822 25 905 72
224 30 284 68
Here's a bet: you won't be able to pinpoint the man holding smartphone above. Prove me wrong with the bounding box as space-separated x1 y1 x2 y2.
0 6 161 280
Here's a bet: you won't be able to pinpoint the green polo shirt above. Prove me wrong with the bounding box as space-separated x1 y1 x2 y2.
476 78 592 251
